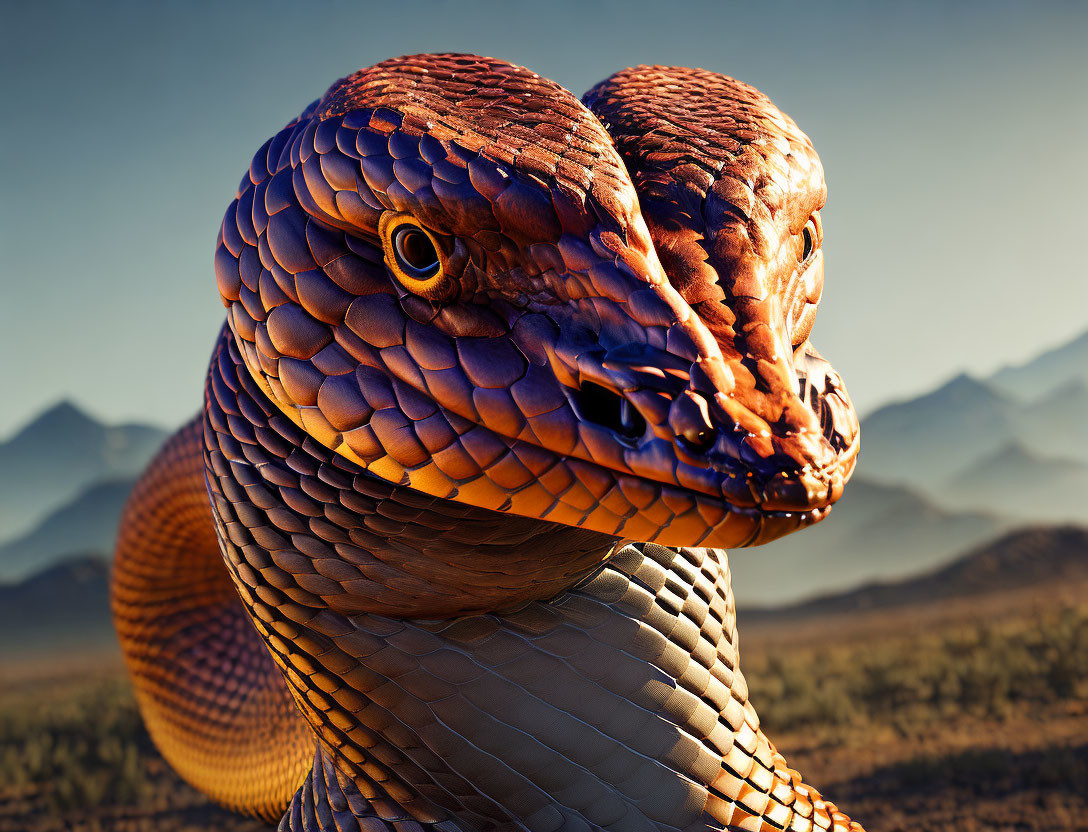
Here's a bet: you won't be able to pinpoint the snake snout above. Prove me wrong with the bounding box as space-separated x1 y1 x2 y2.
752 341 859 515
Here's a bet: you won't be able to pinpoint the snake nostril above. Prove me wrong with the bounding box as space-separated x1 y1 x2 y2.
800 372 849 452
669 390 717 455
572 381 647 444
678 426 717 454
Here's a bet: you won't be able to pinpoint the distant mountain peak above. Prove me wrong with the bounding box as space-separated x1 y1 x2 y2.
989 327 1088 401
949 438 1086 482
869 372 1007 419
860 373 1012 447
1034 376 1088 404
5 399 103 444
12 553 109 590
989 438 1037 460
37 398 96 423
936 372 1008 401
0 401 167 554
996 329 1088 376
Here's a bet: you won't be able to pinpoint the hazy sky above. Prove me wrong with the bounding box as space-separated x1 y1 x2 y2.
2 0 1086 437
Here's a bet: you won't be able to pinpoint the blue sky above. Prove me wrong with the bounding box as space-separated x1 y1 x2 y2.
2 0 1086 436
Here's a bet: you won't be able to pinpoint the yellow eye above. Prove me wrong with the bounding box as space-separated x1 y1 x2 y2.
379 212 450 299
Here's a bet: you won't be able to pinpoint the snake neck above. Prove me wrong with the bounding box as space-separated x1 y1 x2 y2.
207 325 617 619
205 325 860 832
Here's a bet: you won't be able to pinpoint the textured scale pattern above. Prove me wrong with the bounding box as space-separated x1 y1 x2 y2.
205 331 858 831
212 55 856 551
584 67 840 420
113 53 864 832
111 418 313 819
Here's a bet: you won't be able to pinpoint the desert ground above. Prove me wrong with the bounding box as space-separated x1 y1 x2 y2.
2 570 1085 832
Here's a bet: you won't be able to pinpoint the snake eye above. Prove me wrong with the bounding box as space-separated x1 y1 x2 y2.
379 212 451 299
393 226 439 278
800 218 818 264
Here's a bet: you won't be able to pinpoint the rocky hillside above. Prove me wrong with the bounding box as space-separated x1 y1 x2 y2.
0 555 114 659
741 525 1088 623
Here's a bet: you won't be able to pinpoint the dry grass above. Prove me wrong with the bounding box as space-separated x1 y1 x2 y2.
0 660 272 832
1 588 1085 831
746 601 1088 736
743 585 1088 831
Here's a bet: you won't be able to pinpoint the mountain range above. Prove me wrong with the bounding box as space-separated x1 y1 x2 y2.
853 332 1088 518
988 329 1088 402
8 522 1083 662
856 373 1020 486
0 555 115 660
0 478 137 582
740 525 1088 625
730 476 1013 604
939 441 1088 523
0 401 165 545
720 328 1088 603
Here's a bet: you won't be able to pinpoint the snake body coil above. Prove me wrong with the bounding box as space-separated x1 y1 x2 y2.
112 55 862 832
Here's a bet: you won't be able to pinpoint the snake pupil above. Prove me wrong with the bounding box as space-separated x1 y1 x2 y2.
393 226 440 278
801 221 816 263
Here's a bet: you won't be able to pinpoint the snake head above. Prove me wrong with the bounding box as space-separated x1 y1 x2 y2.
583 66 859 529
213 54 858 551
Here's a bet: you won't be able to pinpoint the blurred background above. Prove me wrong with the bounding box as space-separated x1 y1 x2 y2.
1 2 1085 830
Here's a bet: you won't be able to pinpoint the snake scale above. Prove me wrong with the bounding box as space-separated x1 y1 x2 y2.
111 54 861 832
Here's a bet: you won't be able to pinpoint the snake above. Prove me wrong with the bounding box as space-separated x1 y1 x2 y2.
110 54 862 832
